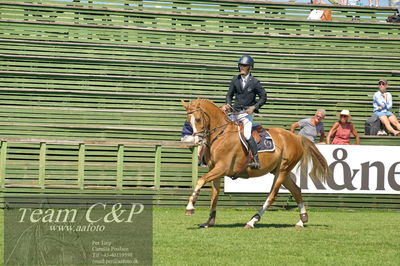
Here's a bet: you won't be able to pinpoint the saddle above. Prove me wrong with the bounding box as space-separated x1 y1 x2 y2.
239 123 275 152
251 124 264 144
230 123 275 180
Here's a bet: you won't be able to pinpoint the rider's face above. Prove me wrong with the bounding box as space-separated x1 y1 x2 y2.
239 64 251 76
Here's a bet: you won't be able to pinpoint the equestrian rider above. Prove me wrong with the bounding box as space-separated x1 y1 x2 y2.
222 55 267 169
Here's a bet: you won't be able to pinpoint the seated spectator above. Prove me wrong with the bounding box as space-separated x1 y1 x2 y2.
326 110 360 145
312 0 327 4
181 121 195 142
373 79 400 136
290 109 326 143
180 121 207 167
345 0 360 5
369 0 379 7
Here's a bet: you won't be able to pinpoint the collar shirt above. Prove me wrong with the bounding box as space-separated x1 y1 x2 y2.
373 91 392 112
241 74 250 88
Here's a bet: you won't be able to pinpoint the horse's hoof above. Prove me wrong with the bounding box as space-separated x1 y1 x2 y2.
185 209 195 216
300 213 308 223
199 223 213 228
295 221 304 228
244 223 254 229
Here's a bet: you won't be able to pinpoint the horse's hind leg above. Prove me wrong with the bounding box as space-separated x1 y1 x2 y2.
283 177 308 228
199 178 221 228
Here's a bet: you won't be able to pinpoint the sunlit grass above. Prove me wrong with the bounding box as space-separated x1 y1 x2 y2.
153 208 400 266
0 208 399 265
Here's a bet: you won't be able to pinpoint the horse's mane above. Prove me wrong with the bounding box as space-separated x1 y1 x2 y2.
191 98 231 122
195 98 218 107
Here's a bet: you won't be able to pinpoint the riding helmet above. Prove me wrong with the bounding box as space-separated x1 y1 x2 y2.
238 55 254 67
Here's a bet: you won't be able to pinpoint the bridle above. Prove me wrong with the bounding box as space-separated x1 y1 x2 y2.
187 107 209 140
187 107 232 146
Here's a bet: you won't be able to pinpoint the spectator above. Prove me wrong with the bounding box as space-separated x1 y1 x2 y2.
180 121 207 166
181 121 195 142
369 0 379 7
346 0 360 6
290 109 326 143
326 110 360 145
312 0 327 4
373 79 400 136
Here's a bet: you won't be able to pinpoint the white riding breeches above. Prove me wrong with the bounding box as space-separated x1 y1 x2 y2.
230 112 253 140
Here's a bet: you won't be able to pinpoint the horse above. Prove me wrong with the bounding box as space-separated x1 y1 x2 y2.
181 99 331 229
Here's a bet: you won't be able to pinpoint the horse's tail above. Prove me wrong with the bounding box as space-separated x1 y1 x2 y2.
297 135 331 184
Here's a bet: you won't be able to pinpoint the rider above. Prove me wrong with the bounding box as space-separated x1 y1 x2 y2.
222 55 267 169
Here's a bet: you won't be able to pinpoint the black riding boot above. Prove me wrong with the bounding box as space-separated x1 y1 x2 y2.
247 136 260 169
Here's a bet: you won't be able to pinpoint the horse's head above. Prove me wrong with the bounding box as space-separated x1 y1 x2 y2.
181 99 211 145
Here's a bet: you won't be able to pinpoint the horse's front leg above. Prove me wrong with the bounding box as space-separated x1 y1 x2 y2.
185 167 224 216
199 178 221 228
245 171 286 229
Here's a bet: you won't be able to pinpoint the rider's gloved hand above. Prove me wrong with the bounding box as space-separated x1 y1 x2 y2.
221 104 232 113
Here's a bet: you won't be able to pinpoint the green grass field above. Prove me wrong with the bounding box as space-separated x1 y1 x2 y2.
154 208 400 266
1 208 399 265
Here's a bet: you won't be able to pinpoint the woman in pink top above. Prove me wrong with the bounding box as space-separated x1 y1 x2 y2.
327 110 360 145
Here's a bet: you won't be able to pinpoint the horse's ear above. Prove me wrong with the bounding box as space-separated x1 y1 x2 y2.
181 99 189 110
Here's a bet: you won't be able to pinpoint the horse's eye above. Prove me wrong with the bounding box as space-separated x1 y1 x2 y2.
195 118 201 123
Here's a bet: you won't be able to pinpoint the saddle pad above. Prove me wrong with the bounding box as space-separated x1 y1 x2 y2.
238 127 275 152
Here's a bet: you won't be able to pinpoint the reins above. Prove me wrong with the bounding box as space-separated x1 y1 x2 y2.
193 118 232 146
205 112 244 146
187 107 236 147
207 122 231 146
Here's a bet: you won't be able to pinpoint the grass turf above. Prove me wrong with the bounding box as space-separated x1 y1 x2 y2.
0 208 399 265
153 208 400 266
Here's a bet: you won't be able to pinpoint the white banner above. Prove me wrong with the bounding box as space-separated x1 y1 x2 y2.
224 145 400 194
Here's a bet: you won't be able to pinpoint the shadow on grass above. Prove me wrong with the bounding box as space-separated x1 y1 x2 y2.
187 223 329 229
214 223 293 228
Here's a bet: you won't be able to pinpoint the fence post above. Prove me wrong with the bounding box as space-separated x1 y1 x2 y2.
154 145 162 190
0 141 7 189
39 142 46 189
78 143 85 190
117 144 124 190
191 146 198 189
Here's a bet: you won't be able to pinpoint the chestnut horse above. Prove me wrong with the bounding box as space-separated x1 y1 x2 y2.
182 99 331 229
